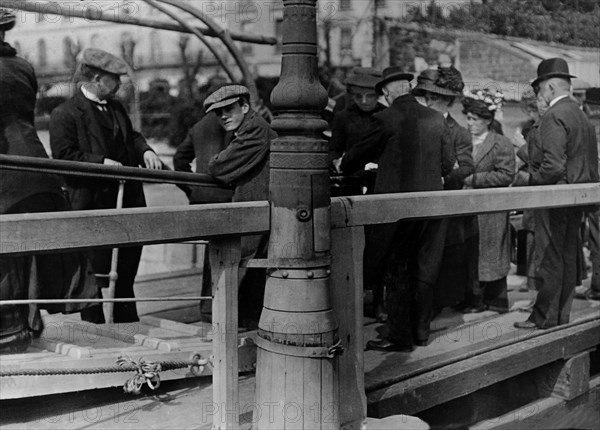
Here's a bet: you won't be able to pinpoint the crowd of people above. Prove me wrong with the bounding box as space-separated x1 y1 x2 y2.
329 59 599 351
2 5 599 356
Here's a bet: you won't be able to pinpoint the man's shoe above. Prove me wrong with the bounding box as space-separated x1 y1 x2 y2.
587 290 600 301
415 339 428 347
463 304 487 314
513 320 538 329
366 339 414 352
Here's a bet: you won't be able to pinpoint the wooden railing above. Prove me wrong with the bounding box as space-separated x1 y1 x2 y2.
2 155 600 429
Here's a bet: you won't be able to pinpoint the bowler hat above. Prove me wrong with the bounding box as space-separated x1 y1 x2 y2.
81 48 128 75
412 69 459 97
585 88 600 106
344 67 381 89
0 9 16 32
531 57 576 87
204 84 250 113
375 66 414 93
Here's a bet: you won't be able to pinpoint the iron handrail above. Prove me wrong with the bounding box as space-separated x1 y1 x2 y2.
0 154 230 189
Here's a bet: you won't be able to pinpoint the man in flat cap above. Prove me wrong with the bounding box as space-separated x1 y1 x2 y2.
514 58 599 329
206 84 277 326
337 66 455 351
50 48 162 324
329 67 384 197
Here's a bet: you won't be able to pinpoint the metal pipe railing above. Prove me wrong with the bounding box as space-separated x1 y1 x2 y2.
0 297 210 305
0 154 230 189
1 0 277 45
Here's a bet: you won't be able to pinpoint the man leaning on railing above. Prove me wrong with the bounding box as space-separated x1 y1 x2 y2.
49 48 162 324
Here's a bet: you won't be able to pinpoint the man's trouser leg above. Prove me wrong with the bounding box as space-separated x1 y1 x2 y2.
529 208 581 328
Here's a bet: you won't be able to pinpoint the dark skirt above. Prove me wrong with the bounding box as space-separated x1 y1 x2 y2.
0 193 97 335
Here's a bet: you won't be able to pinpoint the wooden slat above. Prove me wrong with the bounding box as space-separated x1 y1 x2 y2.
0 202 269 255
331 184 600 228
330 227 366 428
210 237 241 430
367 319 600 417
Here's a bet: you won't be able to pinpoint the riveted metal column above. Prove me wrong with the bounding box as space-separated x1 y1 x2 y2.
255 0 339 428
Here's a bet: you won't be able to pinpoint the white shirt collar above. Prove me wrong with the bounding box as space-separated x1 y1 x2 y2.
80 85 107 105
472 131 489 147
549 94 569 108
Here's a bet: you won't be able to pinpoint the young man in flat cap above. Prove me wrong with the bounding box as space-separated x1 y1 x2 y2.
513 58 599 329
50 48 162 324
329 67 384 197
337 66 455 351
206 84 277 325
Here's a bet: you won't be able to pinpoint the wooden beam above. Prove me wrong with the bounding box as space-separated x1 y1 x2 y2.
0 202 269 255
331 227 367 428
471 375 600 430
367 319 600 417
210 238 241 430
331 184 600 228
2 184 598 256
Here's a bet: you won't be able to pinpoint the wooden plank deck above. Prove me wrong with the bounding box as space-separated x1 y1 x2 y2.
1 269 599 428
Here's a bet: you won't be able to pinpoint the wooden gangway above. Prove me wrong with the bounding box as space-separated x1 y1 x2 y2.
2 153 599 428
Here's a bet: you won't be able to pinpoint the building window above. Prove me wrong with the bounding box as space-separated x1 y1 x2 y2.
149 31 162 64
340 27 352 51
375 0 386 8
241 22 254 56
340 0 352 11
37 39 47 67
274 18 283 54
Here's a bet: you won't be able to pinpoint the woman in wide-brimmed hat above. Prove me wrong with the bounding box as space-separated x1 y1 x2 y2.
461 90 516 313
1 9 97 353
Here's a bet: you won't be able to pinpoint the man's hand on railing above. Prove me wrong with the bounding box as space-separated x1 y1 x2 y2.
331 157 343 174
143 151 163 170
103 158 122 166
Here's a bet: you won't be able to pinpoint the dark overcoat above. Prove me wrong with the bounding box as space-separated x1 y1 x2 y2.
1 44 96 331
173 112 233 203
208 110 276 205
49 90 154 211
0 45 63 213
49 89 156 322
527 96 598 328
467 131 515 281
341 94 455 286
208 110 276 324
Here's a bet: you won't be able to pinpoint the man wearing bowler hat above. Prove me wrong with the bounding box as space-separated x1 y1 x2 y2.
330 67 384 197
337 66 455 351
50 48 162 323
207 84 277 326
513 58 599 329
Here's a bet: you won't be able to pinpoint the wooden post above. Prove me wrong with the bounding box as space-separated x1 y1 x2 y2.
255 0 338 429
210 237 241 430
330 227 367 428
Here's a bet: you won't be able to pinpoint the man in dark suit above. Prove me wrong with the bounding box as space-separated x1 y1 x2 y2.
513 58 599 329
50 48 162 323
337 67 455 351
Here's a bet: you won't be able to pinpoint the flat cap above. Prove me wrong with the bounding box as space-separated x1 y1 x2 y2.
81 48 128 75
204 85 250 113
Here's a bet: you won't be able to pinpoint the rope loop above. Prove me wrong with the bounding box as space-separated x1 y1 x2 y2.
117 355 162 395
